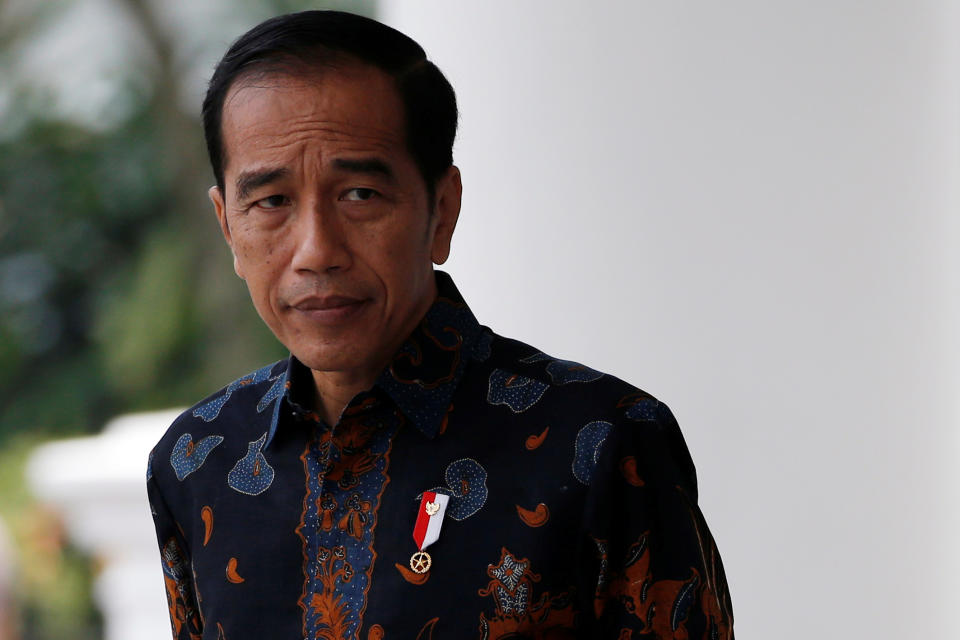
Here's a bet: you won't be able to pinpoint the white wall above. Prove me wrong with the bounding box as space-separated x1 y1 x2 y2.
380 2 960 637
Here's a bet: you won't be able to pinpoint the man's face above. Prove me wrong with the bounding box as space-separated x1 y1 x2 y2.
210 63 461 382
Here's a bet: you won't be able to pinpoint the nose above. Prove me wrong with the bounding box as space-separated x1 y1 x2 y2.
290 202 352 274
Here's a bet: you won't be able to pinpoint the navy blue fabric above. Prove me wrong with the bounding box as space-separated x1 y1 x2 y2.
147 271 733 639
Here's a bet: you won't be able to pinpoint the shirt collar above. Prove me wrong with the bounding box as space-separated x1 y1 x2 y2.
265 271 484 447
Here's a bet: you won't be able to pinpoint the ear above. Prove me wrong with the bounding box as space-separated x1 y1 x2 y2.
209 185 244 279
429 165 462 265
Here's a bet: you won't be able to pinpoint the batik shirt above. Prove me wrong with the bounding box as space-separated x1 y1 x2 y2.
147 271 733 640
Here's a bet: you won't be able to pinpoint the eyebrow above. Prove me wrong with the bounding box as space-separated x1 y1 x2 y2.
333 157 395 180
235 167 289 201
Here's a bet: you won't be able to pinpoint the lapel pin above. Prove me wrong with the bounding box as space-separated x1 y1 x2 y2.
410 491 449 574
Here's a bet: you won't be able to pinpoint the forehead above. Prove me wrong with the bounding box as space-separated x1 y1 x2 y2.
220 64 407 173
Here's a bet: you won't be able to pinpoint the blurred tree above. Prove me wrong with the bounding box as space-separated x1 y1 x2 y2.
0 0 374 441
0 1 375 637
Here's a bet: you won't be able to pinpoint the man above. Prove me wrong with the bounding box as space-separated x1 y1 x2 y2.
147 10 733 639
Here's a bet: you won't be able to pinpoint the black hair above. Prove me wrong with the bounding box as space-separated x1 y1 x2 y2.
202 10 458 199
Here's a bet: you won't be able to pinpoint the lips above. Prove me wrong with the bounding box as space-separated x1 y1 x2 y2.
289 294 368 325
293 295 365 311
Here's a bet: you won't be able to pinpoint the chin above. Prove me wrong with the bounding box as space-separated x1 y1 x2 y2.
292 345 365 374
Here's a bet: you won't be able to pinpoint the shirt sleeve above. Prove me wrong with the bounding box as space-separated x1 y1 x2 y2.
577 402 734 639
147 450 204 640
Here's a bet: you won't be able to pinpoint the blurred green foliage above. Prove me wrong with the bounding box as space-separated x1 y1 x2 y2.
0 1 375 637
0 0 374 440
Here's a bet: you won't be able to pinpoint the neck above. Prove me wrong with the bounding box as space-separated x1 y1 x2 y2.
309 368 379 426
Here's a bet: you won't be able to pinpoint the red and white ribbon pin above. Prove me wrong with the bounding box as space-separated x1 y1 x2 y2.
410 491 449 574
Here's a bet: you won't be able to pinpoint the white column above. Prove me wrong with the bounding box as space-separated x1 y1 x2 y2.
380 3 960 638
26 410 183 640
0 518 15 640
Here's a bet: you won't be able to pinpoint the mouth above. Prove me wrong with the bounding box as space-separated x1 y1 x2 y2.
290 295 369 325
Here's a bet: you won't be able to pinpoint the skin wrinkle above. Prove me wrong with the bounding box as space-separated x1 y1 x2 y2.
235 158 397 208
220 67 403 180
224 94 404 212
236 168 291 202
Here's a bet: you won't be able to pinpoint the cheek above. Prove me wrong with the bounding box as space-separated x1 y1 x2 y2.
235 239 280 293
380 232 435 300
369 232 425 286
384 221 431 258
236 227 280 262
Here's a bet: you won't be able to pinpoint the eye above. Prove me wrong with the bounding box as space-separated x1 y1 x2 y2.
341 188 378 202
254 194 289 209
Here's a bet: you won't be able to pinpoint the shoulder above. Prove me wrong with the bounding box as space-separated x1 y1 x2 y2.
481 331 696 493
147 359 288 482
482 331 662 422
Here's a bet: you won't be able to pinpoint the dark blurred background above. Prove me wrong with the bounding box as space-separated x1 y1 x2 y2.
0 1 372 637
